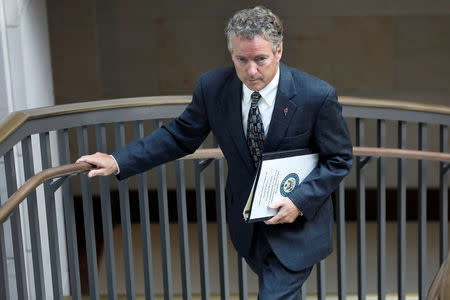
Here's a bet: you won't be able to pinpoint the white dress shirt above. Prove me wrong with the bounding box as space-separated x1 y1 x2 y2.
242 66 280 138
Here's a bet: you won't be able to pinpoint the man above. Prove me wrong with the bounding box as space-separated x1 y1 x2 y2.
77 6 353 299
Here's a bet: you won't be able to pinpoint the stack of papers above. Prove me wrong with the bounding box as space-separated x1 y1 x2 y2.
243 149 318 222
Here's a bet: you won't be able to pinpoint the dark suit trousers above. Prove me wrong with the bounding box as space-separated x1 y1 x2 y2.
245 223 313 300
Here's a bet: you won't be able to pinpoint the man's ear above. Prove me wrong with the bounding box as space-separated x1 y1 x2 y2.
276 42 283 61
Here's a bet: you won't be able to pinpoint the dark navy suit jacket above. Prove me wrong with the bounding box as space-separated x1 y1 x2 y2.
113 62 353 271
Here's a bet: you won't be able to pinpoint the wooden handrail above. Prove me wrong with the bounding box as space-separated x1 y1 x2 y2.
1 95 449 145
0 146 449 224
0 96 191 146
0 162 93 223
182 146 450 162
340 96 450 115
354 147 450 162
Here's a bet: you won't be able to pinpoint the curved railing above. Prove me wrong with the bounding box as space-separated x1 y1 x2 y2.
1 147 449 225
0 96 448 300
2 95 450 156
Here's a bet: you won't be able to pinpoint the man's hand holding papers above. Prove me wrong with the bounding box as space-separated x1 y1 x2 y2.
264 197 303 225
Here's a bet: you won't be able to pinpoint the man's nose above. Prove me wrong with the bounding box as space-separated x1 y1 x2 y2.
247 62 258 77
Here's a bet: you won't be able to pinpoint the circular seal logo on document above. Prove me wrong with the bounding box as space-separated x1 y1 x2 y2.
280 173 300 197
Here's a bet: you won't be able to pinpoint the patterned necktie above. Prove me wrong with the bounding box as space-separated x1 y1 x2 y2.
247 91 265 168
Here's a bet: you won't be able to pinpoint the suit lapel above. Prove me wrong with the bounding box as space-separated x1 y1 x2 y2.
264 63 298 152
220 63 299 172
221 73 255 174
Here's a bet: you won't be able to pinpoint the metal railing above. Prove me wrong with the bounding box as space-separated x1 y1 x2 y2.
0 96 449 300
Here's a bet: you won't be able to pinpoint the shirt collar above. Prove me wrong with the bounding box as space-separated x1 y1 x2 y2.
242 66 280 106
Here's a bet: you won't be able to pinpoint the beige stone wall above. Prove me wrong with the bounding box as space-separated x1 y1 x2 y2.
47 0 103 102
47 2 450 104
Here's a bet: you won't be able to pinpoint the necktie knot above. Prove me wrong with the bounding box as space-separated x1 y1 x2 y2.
250 91 261 107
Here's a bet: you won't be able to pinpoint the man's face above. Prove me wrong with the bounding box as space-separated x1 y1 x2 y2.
231 34 283 91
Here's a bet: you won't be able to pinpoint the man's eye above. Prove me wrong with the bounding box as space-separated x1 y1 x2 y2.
238 57 246 63
257 57 266 62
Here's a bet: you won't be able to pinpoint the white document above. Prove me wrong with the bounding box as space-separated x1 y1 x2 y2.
243 149 318 222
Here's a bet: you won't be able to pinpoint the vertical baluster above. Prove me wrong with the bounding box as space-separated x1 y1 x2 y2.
377 120 386 300
418 123 427 300
439 125 448 264
76 126 99 300
214 141 230 300
336 181 346 300
397 121 406 300
57 129 82 300
238 256 248 300
39 132 63 299
316 260 326 300
0 212 9 300
4 149 28 299
134 121 155 300
21 136 46 300
194 159 210 300
175 160 192 300
356 118 366 300
95 124 118 300
154 120 173 300
114 123 136 300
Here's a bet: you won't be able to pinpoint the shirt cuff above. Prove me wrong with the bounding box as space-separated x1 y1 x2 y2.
109 155 120 175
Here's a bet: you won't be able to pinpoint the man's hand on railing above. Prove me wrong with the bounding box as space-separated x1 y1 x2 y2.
76 152 118 178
